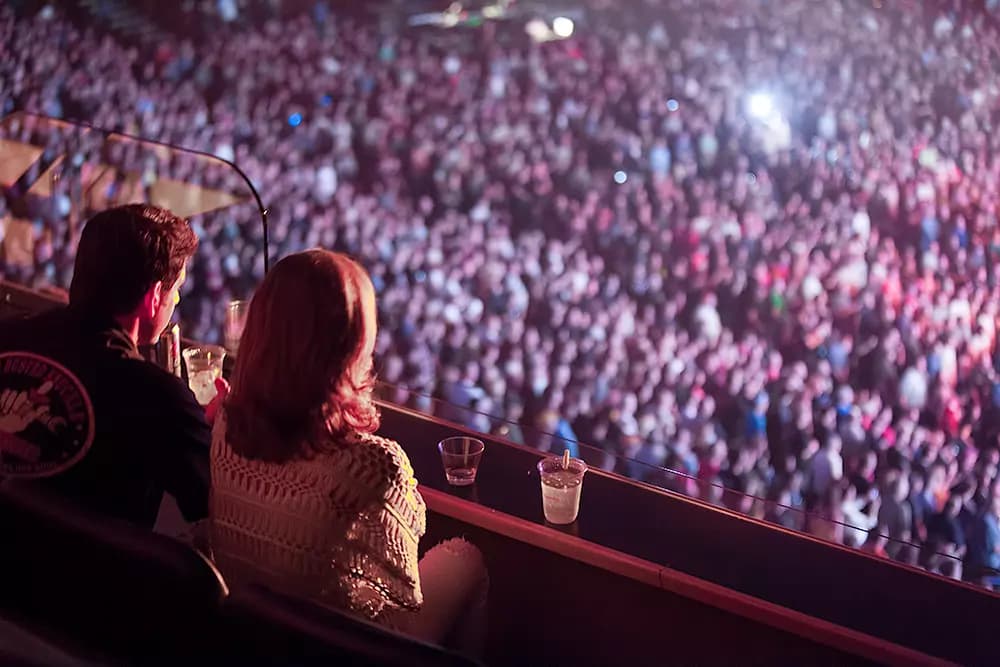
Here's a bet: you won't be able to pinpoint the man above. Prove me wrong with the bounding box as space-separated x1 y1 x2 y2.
809 433 844 497
967 492 1000 590
877 474 914 563
0 204 221 529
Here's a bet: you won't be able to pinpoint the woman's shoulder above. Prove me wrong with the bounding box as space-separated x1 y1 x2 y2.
351 430 402 452
346 432 414 479
212 413 415 488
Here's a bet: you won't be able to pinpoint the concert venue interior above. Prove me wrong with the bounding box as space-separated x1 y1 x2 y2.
1 0 1000 664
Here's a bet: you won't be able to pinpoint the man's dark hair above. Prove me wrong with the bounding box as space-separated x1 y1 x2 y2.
70 205 198 317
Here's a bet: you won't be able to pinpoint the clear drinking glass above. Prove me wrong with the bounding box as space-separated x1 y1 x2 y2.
438 437 485 486
182 345 226 406
224 299 249 355
538 455 587 524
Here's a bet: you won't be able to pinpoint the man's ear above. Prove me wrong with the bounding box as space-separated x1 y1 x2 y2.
142 281 164 319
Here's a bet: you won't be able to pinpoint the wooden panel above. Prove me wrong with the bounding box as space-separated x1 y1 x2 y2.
423 507 869 666
422 487 950 667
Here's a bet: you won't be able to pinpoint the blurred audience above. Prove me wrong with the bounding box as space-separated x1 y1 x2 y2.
3 0 1000 585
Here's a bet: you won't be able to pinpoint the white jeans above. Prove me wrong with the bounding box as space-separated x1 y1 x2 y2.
382 538 489 654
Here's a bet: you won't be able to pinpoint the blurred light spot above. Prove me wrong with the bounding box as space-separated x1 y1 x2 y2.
747 92 774 119
552 16 574 38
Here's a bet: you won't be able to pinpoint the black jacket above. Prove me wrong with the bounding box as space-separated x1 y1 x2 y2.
0 306 210 529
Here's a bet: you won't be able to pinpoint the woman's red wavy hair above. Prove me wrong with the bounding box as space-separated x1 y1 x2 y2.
225 249 380 463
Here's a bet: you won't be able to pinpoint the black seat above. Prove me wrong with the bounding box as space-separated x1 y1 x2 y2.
0 482 227 662
216 583 481 667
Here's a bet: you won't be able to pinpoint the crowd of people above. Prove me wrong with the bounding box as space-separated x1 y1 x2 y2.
2 0 1000 584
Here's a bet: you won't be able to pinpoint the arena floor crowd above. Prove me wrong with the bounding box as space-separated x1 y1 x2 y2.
2 0 1000 584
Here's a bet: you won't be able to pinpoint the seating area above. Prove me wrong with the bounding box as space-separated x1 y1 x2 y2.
0 481 479 666
4 389 998 665
1 272 997 664
0 462 924 667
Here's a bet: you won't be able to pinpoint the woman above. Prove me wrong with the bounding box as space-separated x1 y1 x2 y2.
209 249 487 649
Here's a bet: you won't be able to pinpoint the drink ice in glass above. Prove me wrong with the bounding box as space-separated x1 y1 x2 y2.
538 455 587 524
182 345 226 406
188 369 221 405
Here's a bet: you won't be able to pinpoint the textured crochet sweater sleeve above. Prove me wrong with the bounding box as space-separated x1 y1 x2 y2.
347 432 427 614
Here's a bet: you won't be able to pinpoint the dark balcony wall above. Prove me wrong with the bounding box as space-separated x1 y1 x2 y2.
423 509 870 667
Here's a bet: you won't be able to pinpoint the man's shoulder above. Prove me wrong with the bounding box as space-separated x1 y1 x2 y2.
100 356 209 444
109 355 196 404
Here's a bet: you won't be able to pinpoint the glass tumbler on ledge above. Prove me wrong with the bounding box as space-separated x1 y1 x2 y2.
538 454 587 525
438 437 485 486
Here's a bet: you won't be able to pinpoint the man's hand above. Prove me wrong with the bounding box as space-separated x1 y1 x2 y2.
204 377 230 427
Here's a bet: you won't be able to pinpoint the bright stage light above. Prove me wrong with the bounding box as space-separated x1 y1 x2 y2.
525 18 550 41
747 92 774 120
552 16 574 38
